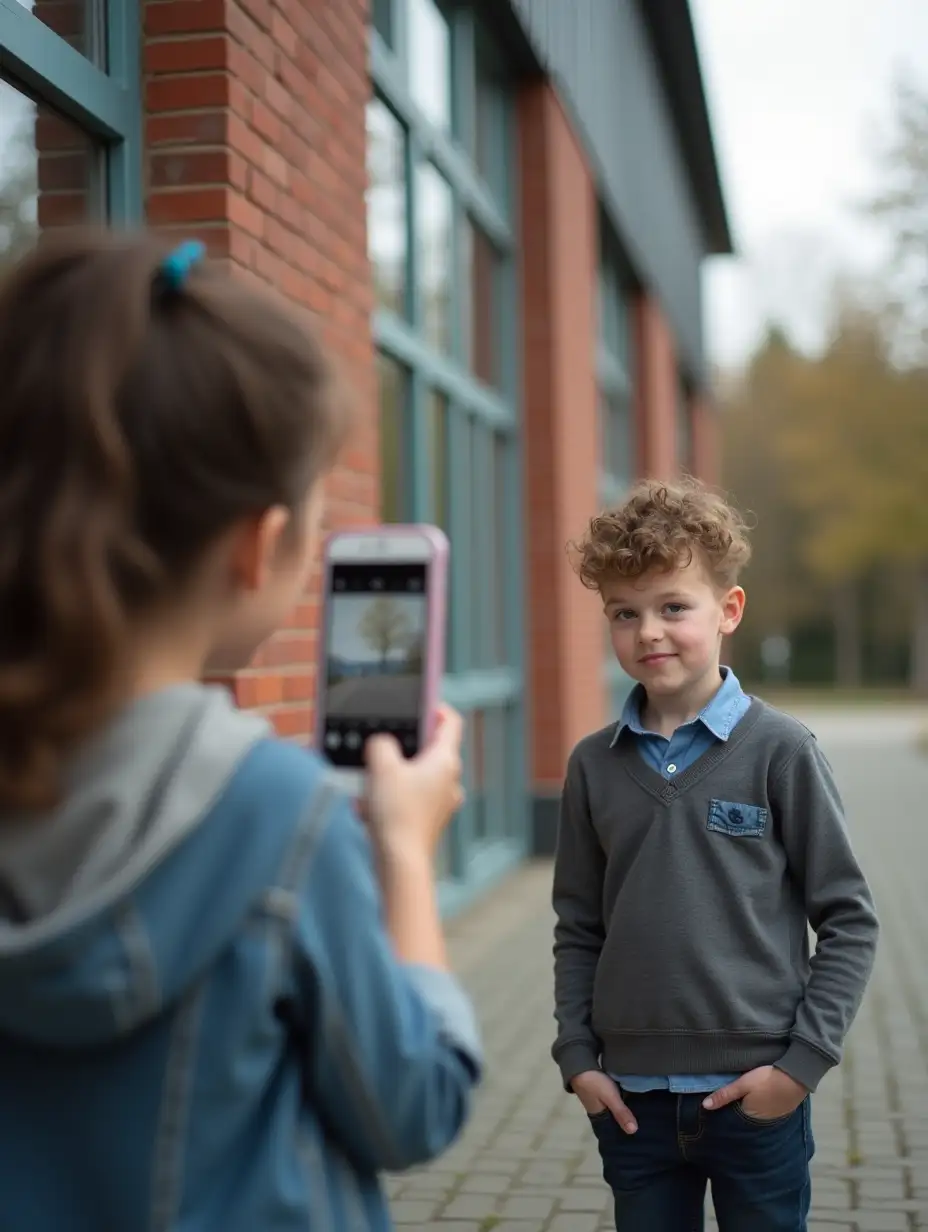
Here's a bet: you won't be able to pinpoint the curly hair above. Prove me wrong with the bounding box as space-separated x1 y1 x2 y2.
570 478 752 591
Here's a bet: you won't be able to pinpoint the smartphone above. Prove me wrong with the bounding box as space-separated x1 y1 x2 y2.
315 524 449 794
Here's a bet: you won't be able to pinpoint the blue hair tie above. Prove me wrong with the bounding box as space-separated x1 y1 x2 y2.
158 239 205 292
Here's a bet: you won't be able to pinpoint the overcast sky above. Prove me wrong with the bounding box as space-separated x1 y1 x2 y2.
691 0 928 369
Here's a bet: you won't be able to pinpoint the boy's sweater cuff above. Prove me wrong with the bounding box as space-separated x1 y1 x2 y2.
555 1041 602 1092
774 1039 835 1092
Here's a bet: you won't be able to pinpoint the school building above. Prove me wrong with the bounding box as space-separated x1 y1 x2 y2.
1 0 730 912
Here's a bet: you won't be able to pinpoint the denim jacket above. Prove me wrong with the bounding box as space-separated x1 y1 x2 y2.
0 684 481 1231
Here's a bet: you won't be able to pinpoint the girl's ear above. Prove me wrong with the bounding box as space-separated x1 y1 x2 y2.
227 507 292 593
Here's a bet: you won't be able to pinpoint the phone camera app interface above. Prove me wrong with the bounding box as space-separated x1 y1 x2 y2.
323 562 427 766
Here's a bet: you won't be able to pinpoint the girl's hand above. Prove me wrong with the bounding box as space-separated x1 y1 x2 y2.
363 705 465 863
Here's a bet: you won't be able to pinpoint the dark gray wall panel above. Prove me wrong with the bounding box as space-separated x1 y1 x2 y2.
509 0 707 380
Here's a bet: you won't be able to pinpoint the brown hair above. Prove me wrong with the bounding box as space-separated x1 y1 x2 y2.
0 228 345 809
570 478 752 591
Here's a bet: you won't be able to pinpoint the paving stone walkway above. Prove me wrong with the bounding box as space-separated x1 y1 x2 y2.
387 705 928 1232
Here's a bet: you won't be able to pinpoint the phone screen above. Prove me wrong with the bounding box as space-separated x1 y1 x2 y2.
320 561 428 767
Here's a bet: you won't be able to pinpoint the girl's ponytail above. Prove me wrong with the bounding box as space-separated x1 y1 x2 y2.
0 230 342 809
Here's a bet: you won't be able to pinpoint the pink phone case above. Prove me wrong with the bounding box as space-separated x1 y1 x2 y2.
314 524 449 755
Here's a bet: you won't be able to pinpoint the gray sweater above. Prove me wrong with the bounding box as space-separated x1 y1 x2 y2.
552 700 878 1093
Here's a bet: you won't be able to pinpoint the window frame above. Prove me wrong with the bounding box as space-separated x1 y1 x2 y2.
369 1 526 907
1 0 142 224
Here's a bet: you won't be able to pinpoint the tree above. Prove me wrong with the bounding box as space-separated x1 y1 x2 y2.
357 596 413 668
867 78 928 366
721 328 830 680
771 293 928 690
862 78 928 689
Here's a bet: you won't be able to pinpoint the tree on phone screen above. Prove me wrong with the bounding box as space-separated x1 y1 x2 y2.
358 597 413 669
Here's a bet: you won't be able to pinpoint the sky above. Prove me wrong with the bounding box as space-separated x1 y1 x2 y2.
691 0 928 369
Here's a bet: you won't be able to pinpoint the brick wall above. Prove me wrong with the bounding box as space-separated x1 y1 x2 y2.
519 81 605 824
143 0 378 740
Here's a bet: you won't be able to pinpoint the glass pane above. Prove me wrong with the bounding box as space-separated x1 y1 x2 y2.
490 433 507 664
366 99 407 318
501 704 522 841
469 418 485 668
435 827 453 879
599 245 632 372
14 0 106 67
377 353 407 522
1 83 104 271
372 0 393 47
474 31 509 206
604 391 634 486
408 0 451 130
468 222 502 388
416 164 453 353
425 389 449 530
468 709 487 841
483 707 507 841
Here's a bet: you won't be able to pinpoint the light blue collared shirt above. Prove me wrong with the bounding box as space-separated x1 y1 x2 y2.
611 667 753 1094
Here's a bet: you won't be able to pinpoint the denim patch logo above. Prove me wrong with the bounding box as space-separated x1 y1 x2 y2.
707 799 768 838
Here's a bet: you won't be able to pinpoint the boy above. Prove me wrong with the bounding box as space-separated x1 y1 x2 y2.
552 479 878 1232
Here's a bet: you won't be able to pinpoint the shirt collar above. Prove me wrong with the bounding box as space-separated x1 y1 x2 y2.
610 666 745 747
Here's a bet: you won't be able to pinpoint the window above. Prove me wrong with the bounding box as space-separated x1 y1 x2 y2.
368 2 526 904
24 0 106 67
1 0 141 266
416 164 453 353
474 25 510 208
366 100 407 318
408 0 451 130
597 220 636 499
372 0 393 48
467 220 503 388
1 83 104 270
377 353 408 523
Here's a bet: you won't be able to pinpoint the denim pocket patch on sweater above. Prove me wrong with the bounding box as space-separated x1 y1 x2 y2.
707 799 768 837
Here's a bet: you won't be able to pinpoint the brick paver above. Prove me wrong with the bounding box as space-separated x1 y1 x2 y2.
388 705 928 1231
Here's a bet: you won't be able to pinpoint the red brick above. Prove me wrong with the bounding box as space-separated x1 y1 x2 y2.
147 186 228 223
150 149 230 188
270 707 311 740
145 35 229 73
145 0 226 36
147 110 227 146
147 72 233 113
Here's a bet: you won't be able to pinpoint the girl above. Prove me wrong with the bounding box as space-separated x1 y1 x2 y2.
0 230 479 1231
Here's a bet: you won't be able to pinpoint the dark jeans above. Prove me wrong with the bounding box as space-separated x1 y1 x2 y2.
589 1089 814 1232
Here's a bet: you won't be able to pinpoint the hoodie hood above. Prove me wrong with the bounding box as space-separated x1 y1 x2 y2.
0 683 272 1048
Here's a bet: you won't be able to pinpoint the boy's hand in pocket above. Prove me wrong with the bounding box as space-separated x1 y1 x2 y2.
703 1065 807 1120
570 1071 638 1134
